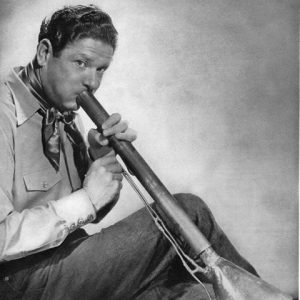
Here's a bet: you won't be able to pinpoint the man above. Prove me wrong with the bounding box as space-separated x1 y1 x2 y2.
0 5 257 299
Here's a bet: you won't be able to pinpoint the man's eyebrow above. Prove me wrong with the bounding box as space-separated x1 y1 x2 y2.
75 53 112 64
74 53 111 69
101 64 110 70
75 53 92 60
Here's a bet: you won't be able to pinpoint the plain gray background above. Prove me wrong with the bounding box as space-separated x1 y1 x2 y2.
0 0 298 297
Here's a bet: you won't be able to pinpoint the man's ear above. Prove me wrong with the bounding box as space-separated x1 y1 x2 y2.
36 39 53 66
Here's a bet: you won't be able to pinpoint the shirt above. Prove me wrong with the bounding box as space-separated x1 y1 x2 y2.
0 67 97 262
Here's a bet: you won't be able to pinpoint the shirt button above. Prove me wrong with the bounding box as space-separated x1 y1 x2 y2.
63 226 69 234
42 181 48 189
77 218 84 226
87 214 94 222
70 223 76 232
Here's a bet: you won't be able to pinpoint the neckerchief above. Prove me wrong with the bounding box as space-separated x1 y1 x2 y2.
19 61 89 181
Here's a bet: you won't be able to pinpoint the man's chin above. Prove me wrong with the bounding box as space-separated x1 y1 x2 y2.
61 101 79 112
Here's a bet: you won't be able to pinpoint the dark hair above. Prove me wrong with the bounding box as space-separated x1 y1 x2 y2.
38 5 118 56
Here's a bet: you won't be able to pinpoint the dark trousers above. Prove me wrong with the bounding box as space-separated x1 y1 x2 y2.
0 194 258 300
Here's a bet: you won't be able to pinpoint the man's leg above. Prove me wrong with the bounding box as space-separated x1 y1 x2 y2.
171 193 258 276
135 193 258 300
1 205 178 300
0 193 257 300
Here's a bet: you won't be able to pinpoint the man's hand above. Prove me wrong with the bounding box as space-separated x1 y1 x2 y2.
83 150 123 212
84 113 136 212
92 113 137 147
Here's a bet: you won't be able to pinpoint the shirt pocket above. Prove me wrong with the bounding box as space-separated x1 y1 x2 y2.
23 168 62 192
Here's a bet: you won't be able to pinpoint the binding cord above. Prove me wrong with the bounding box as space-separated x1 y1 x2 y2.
122 170 212 300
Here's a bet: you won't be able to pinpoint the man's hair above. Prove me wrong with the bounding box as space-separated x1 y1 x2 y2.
38 5 118 56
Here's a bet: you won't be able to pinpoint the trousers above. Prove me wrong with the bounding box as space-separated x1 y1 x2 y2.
0 193 258 300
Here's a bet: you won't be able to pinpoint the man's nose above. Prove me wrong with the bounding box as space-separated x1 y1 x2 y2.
83 70 101 92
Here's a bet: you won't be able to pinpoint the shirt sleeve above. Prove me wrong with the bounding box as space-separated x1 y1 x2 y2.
0 190 96 262
0 97 96 263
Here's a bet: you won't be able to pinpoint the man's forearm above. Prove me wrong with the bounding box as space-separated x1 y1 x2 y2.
0 189 96 262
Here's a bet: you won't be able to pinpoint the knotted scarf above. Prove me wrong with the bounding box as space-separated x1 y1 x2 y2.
19 61 89 181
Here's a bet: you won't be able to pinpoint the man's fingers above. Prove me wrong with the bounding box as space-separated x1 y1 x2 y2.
93 150 116 166
105 162 123 174
115 128 137 142
93 131 109 146
90 113 136 144
102 113 121 130
92 151 123 174
103 120 128 137
113 173 123 181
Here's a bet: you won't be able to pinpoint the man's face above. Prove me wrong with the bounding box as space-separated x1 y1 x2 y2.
40 38 114 111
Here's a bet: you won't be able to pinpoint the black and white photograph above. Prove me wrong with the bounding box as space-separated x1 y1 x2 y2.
0 1 298 299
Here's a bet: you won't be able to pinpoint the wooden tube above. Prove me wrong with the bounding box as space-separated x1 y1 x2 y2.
77 90 211 255
77 91 293 300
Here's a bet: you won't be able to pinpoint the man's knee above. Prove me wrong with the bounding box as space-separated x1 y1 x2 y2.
151 192 215 241
172 193 215 239
173 193 211 218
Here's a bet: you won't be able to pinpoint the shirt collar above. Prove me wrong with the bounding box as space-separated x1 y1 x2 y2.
6 66 41 126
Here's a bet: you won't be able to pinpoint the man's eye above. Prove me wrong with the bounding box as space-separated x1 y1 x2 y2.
75 60 87 68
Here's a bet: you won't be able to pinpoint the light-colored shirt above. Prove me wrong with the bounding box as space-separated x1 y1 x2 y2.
0 67 96 262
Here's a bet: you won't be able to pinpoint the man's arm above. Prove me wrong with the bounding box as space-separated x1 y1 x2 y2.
0 98 134 262
0 110 98 261
0 191 96 262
